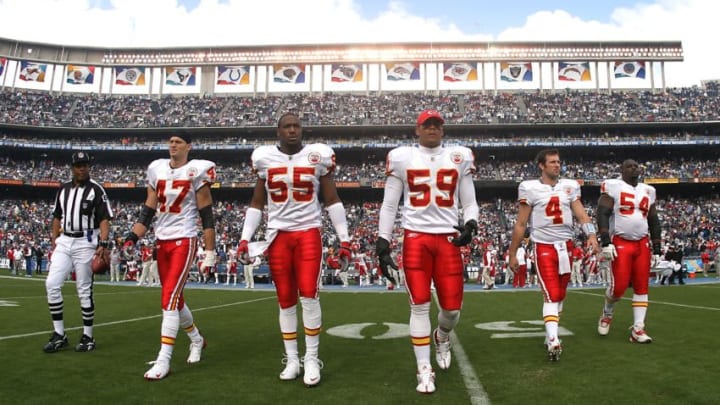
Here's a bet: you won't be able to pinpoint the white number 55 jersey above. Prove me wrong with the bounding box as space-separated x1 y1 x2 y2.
252 143 336 231
147 158 216 240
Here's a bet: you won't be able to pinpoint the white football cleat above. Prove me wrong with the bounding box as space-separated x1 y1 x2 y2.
279 355 301 381
416 364 436 394
433 328 452 370
144 361 170 381
187 335 206 364
302 355 323 387
630 324 653 343
598 314 613 336
546 337 562 362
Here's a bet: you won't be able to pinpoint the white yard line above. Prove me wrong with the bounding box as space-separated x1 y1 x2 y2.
0 295 275 341
571 290 720 311
433 292 491 405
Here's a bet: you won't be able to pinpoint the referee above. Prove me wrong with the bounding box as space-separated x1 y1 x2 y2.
43 151 113 353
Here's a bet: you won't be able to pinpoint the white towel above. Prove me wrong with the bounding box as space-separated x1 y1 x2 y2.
555 242 571 275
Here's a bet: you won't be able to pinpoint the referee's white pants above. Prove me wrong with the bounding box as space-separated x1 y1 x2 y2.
46 235 95 308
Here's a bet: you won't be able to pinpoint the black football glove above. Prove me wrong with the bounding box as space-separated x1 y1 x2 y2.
451 220 478 247
652 241 662 256
375 237 397 284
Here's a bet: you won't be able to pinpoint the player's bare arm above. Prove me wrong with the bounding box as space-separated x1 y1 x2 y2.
571 199 600 254
196 184 216 251
131 185 158 239
508 203 532 271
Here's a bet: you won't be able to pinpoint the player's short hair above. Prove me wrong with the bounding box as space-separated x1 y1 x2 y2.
277 112 300 127
534 149 560 167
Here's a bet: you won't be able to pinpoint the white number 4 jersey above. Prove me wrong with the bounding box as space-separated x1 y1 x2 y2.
147 158 216 240
600 178 656 241
518 179 580 244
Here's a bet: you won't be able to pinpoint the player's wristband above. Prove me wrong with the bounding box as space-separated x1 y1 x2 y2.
581 223 596 236
99 240 110 248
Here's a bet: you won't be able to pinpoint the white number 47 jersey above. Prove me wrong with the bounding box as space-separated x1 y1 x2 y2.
147 158 216 240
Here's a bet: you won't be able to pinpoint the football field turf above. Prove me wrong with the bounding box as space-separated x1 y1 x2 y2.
1 276 719 404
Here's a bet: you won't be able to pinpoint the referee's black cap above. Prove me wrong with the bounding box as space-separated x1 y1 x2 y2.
71 151 91 165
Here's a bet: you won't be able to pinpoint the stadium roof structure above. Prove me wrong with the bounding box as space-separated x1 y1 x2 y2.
0 37 683 67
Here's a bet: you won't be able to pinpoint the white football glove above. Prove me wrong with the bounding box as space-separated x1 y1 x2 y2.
202 249 216 269
602 244 618 261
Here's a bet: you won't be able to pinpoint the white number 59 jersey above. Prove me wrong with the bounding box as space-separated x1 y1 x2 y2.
147 158 216 240
386 145 475 234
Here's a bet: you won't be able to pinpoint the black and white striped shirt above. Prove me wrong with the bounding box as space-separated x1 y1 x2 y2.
52 179 113 234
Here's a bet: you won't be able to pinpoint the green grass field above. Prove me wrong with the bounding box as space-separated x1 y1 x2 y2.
1 275 719 405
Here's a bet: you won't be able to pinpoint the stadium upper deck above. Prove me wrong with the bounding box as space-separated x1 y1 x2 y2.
0 37 683 94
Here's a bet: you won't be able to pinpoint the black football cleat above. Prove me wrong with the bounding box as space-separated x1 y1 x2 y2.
43 332 69 353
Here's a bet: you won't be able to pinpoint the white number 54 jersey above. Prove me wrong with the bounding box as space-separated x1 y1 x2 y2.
147 158 216 240
600 178 656 241
518 179 581 244
252 143 335 231
386 145 475 234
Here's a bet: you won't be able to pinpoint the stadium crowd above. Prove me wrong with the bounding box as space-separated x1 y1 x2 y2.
2 196 718 274
0 157 718 185
1 83 719 128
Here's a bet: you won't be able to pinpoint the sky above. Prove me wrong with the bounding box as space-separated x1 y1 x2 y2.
0 0 717 87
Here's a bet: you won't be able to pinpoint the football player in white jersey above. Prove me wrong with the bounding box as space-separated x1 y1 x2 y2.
376 109 479 394
596 159 661 343
123 132 217 380
508 149 599 361
238 112 351 387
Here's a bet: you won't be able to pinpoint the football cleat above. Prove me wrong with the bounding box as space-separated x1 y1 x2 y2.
598 314 613 336
416 364 436 394
144 360 171 380
75 334 96 352
629 324 653 343
43 332 69 353
187 335 206 364
433 328 452 370
302 355 323 387
546 337 562 362
279 355 301 381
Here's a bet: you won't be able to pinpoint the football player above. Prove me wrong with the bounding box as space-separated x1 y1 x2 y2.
376 109 479 393
508 149 599 361
596 159 661 343
123 132 217 380
237 112 351 387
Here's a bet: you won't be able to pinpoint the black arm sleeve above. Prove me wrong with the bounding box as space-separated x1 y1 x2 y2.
138 205 156 228
199 205 215 230
596 204 613 246
648 212 661 242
